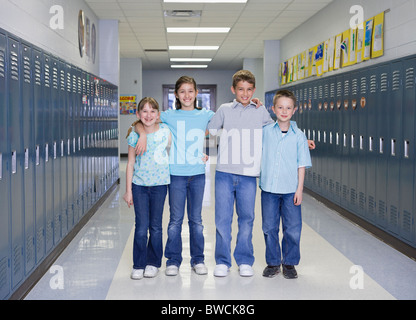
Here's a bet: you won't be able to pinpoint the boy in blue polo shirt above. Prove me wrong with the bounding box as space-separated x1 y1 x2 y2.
260 89 312 279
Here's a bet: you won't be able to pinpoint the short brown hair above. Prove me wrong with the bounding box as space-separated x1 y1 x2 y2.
273 89 297 106
232 70 256 88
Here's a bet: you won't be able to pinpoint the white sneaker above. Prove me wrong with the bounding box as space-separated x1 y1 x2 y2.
144 266 159 278
193 263 208 275
214 264 229 277
165 265 179 276
131 268 144 280
239 264 254 277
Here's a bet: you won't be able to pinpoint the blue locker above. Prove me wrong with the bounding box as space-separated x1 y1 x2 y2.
21 41 36 274
400 57 416 245
387 61 403 235
375 64 390 229
7 35 24 289
66 64 75 230
0 29 11 300
32 48 46 261
81 71 88 215
365 66 378 223
73 67 82 221
332 75 343 205
357 70 369 218
341 72 351 209
44 54 54 253
349 71 360 213
51 56 62 245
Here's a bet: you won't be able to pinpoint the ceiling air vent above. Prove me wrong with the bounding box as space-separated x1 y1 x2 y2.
164 10 202 18
144 49 168 53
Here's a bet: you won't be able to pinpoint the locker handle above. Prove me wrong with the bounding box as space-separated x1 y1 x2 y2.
391 139 396 157
54 142 57 160
351 135 355 149
336 133 340 146
404 140 410 158
25 148 29 170
369 137 374 152
12 151 17 174
379 138 384 154
0 153 2 180
45 144 49 163
36 145 40 166
360 136 364 150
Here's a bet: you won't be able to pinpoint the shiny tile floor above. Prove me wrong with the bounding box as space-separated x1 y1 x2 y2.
26 159 416 300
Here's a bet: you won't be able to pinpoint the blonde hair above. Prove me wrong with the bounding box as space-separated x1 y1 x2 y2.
125 97 160 138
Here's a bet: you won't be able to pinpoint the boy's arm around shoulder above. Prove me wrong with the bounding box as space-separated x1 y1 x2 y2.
207 104 225 136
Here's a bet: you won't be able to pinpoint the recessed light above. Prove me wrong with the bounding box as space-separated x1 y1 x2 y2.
171 58 213 62
171 65 208 69
169 46 219 50
167 27 230 33
164 0 247 3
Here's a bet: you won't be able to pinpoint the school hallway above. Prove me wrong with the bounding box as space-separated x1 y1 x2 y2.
25 158 416 300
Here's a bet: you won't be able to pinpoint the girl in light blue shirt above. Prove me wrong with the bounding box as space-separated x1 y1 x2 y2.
123 97 171 280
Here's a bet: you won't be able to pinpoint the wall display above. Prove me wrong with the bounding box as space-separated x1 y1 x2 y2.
78 10 85 58
120 95 137 114
280 11 385 85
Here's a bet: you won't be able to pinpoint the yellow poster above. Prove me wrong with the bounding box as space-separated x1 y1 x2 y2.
372 12 384 58
334 33 343 70
363 18 374 61
356 22 365 64
120 95 137 115
348 27 357 66
341 29 350 67
316 42 324 76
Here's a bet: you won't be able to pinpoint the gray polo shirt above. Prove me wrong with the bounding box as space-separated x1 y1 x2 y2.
208 99 274 177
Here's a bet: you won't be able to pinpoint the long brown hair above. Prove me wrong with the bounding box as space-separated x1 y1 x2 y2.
174 76 202 110
126 97 160 138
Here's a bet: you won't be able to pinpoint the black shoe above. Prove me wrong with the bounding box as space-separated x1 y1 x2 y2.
262 265 280 278
282 265 298 279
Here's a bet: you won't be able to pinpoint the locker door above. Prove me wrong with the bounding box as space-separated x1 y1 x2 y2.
366 67 378 223
52 57 62 245
332 75 343 204
327 79 337 201
304 84 313 188
387 61 403 235
357 70 369 218
349 71 360 213
8 35 24 289
21 41 36 274
33 49 46 262
0 29 11 300
400 57 416 244
375 64 390 229
74 67 82 221
312 81 322 193
81 71 88 215
320 80 330 197
341 72 351 210
59 60 68 236
66 64 74 230
44 54 54 253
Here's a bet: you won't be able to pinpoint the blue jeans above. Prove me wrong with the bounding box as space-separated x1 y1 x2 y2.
215 171 257 267
132 184 168 269
165 174 206 267
261 191 302 266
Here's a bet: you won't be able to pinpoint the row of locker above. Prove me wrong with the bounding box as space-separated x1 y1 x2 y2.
0 28 119 300
266 54 416 249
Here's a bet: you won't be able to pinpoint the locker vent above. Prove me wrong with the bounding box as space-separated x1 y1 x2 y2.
52 66 58 89
403 211 412 233
405 67 414 89
344 80 350 96
380 73 388 92
0 257 7 292
36 227 44 256
45 63 50 88
342 185 348 201
368 196 376 215
23 55 30 84
392 70 401 91
352 78 358 95
370 75 377 93
60 70 65 91
0 50 5 78
26 235 34 265
13 245 22 277
330 83 335 98
359 192 366 210
324 84 329 99
350 188 357 206
389 205 398 228
360 77 367 94
34 60 41 86
10 50 19 81
337 82 342 97
378 200 386 222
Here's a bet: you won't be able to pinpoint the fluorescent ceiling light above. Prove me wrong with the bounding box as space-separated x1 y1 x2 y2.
167 27 230 33
164 0 247 3
171 58 213 62
169 46 219 50
171 65 208 69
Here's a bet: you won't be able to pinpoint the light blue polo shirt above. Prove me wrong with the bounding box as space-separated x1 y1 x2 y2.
161 108 214 176
260 121 312 194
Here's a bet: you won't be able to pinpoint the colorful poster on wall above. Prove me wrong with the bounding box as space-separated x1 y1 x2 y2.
356 22 365 64
315 43 324 76
341 29 350 67
120 95 137 115
323 36 335 73
334 33 343 70
348 27 357 66
372 12 384 58
363 18 374 61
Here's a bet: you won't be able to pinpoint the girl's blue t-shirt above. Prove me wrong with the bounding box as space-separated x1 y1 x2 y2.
127 123 171 187
161 108 214 176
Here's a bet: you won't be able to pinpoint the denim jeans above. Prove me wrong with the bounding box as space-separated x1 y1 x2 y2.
132 184 168 270
165 174 206 267
261 191 302 266
214 171 257 267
